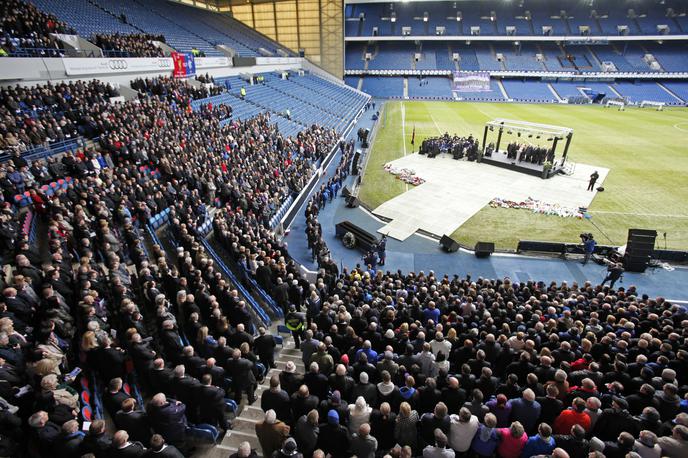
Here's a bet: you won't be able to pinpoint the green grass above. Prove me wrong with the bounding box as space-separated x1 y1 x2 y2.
359 101 688 250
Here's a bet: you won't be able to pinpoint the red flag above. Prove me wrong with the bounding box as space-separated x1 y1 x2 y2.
411 125 416 145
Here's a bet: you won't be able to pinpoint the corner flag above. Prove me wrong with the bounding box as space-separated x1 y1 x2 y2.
411 125 415 145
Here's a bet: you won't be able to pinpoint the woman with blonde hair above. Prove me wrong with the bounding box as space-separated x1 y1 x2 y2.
40 374 79 410
394 401 419 451
496 421 527 458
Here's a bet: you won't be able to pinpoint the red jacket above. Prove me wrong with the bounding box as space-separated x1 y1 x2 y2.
553 408 591 434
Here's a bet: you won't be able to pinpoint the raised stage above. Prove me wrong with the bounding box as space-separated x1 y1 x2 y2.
481 150 564 177
373 153 609 241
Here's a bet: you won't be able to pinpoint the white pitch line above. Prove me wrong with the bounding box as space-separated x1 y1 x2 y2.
400 102 409 191
428 111 443 135
587 210 688 218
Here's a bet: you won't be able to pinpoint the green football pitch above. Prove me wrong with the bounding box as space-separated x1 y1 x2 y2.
359 101 688 250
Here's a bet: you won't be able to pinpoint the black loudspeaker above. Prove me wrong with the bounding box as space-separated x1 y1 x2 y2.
345 196 359 208
474 242 495 258
440 235 460 253
624 228 657 272
341 186 352 198
351 151 361 175
596 186 605 192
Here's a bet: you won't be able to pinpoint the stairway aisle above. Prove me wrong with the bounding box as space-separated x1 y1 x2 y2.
206 332 304 458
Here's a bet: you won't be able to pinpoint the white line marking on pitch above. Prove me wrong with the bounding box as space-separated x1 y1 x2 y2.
588 210 688 218
673 122 688 133
401 102 409 191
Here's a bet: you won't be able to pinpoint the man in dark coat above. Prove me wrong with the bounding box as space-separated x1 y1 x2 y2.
148 394 187 447
316 410 350 458
226 349 257 404
592 397 636 442
54 420 85 458
104 378 132 419
115 398 152 445
254 327 277 369
80 420 112 458
261 375 292 424
110 430 146 458
197 374 229 430
150 359 175 395
144 434 185 458
171 365 201 421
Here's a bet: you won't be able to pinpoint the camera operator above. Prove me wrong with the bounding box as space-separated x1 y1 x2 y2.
580 233 596 265
602 262 624 289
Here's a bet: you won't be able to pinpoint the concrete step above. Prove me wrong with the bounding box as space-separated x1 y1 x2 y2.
232 416 259 433
239 405 267 421
279 347 301 357
221 430 261 452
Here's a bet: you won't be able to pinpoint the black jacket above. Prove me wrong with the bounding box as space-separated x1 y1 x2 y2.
149 402 187 444
197 384 225 427
115 410 152 444
261 388 292 424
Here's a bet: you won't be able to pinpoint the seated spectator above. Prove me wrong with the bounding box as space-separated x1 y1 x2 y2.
80 420 113 458
54 419 84 458
115 398 152 445
145 434 185 458
110 430 146 458
148 393 187 448
657 424 688 458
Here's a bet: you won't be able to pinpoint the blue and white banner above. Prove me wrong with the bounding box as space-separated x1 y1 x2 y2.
452 71 491 92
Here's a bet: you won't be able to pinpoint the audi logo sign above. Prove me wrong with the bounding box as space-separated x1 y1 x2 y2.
63 57 175 76
108 59 128 70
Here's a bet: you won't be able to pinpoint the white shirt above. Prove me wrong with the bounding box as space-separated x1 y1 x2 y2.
448 414 479 452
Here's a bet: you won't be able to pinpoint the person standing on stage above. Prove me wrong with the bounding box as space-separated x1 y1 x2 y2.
587 171 599 191
377 236 387 266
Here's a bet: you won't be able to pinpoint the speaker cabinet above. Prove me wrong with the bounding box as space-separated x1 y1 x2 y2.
624 229 657 272
475 242 495 258
345 196 360 208
440 235 460 253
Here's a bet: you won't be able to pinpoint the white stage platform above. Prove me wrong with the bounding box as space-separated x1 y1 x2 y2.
374 154 609 241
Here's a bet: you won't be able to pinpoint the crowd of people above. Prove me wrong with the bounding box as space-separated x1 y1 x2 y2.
0 40 686 458
131 76 226 103
419 133 480 161
93 33 166 58
0 0 73 57
505 142 555 166
0 71 344 457
0 79 120 153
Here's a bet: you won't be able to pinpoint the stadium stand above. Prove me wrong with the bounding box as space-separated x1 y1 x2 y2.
612 81 685 105
360 76 405 98
501 79 557 103
28 0 292 57
407 77 453 99
0 1 687 457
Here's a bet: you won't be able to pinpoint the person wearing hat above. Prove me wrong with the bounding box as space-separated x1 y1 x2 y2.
255 410 290 458
271 437 303 458
279 361 303 397
229 441 259 458
591 396 635 442
318 390 348 427
316 409 350 458
352 372 378 407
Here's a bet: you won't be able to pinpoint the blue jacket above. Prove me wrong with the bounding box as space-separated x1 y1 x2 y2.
509 398 541 434
521 434 555 458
